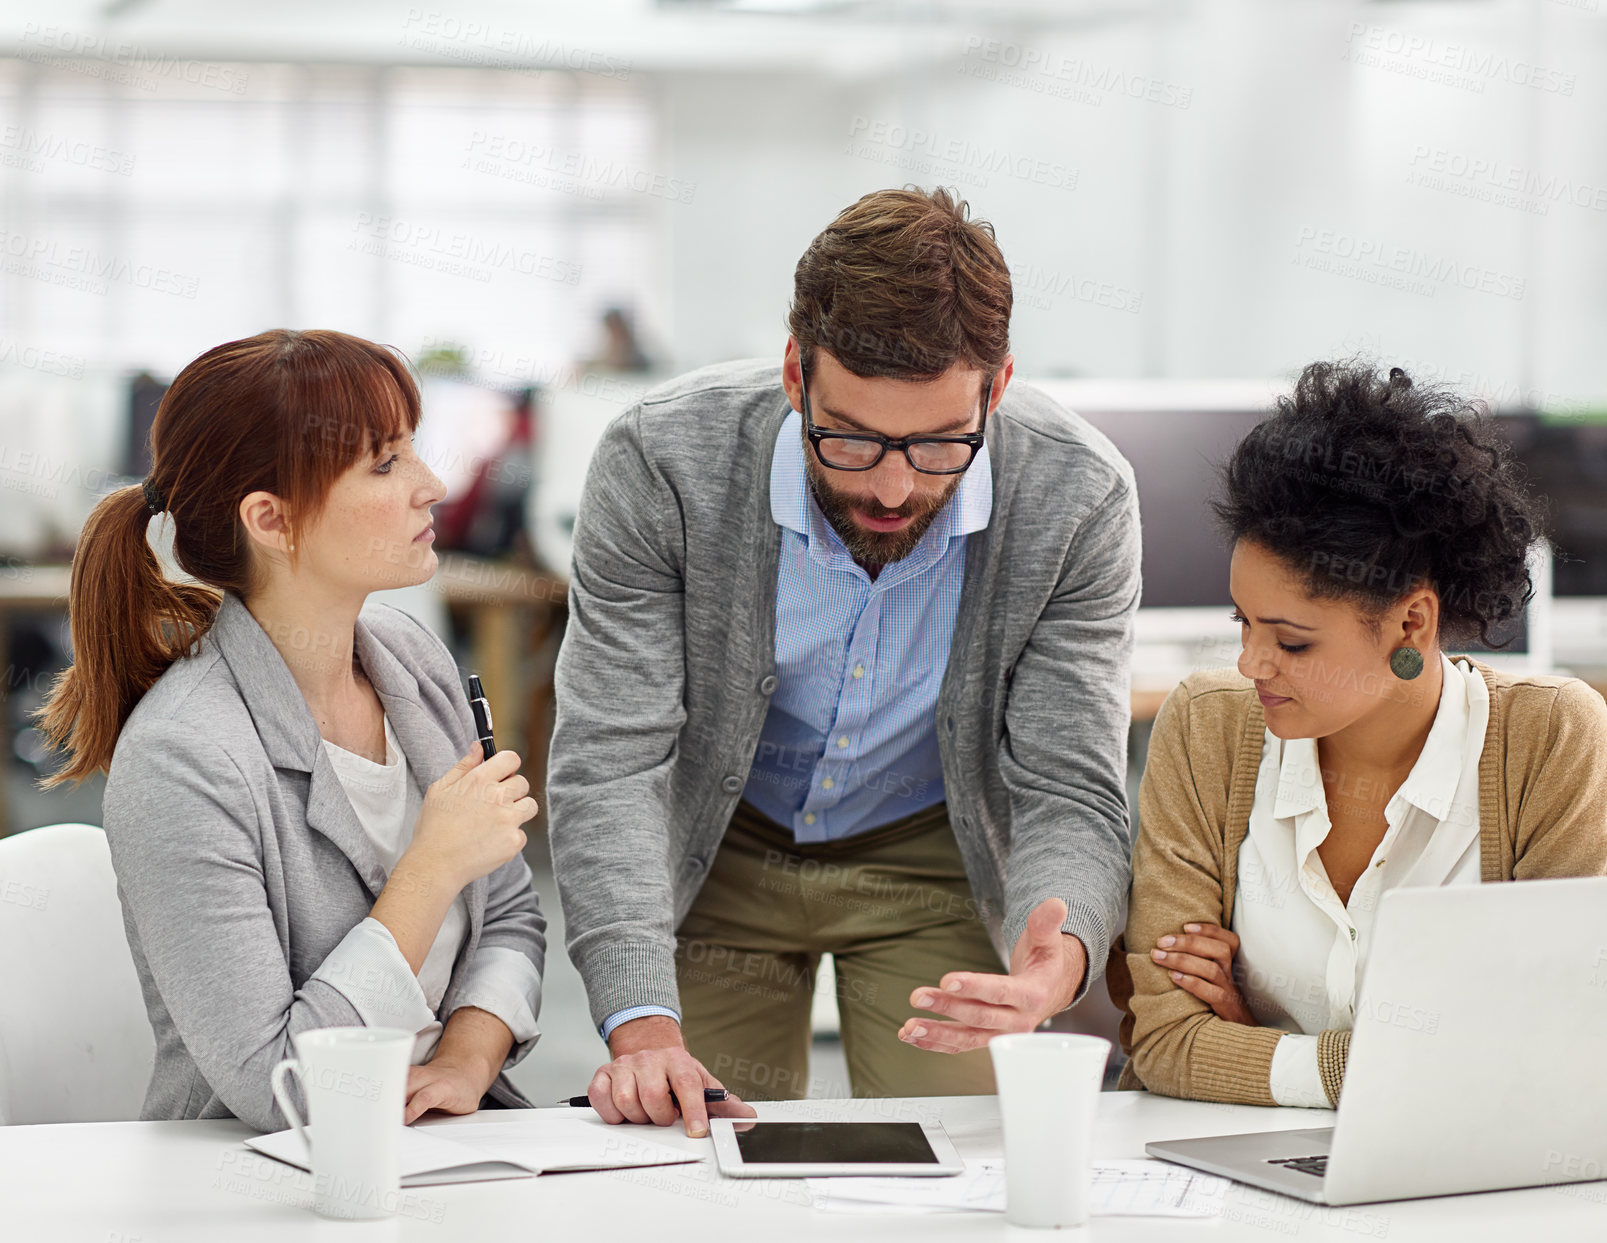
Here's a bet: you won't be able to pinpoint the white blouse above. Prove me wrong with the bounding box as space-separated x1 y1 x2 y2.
1231 654 1488 1107
323 714 541 1065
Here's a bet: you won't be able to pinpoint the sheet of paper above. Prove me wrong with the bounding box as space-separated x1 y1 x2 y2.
808 1158 1227 1217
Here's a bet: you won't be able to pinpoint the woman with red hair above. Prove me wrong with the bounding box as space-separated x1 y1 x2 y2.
38 329 545 1132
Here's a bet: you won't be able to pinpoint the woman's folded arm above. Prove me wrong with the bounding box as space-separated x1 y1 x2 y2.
1118 681 1286 1105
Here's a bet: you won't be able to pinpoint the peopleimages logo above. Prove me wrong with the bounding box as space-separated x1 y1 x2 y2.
846 118 1079 193
1292 226 1525 301
1 878 50 911
1344 23 1576 95
0 229 202 298
18 23 249 94
463 132 695 204
1406 146 1607 215
1355 997 1440 1036
348 214 582 286
0 338 84 378
1338 336 1593 414
399 9 630 80
958 36 1194 109
0 125 136 176
1013 263 1143 314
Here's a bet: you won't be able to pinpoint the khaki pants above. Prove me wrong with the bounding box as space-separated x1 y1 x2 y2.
675 800 1001 1101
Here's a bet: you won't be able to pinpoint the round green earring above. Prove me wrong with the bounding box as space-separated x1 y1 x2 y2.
1389 646 1424 680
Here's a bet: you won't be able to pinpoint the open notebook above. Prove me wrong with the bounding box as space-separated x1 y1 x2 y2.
247 1113 705 1187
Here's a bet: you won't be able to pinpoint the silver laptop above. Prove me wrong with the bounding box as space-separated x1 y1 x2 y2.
1147 875 1607 1205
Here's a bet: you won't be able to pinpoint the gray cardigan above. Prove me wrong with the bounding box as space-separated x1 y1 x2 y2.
548 360 1141 1029
101 590 546 1132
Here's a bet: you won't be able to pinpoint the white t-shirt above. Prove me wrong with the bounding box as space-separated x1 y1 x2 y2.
1232 653 1489 1106
323 715 470 1014
322 714 541 1065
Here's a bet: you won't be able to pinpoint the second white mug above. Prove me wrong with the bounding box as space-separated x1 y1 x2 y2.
268 1025 414 1220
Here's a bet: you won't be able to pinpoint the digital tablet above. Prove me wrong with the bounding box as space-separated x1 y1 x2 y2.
709 1119 965 1178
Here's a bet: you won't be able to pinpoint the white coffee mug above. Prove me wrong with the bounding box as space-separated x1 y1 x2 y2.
269 1026 414 1220
989 1032 1111 1228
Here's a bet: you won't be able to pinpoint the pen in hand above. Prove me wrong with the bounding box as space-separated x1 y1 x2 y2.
560 1088 729 1109
467 673 496 761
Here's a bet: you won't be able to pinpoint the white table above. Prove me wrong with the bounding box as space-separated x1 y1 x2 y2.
3 1093 1603 1241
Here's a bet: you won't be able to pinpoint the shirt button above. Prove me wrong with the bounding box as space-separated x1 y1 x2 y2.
853 665 864 679
1349 927 1357 941
822 777 834 789
759 675 779 695
837 736 849 749
804 813 816 826
721 775 742 794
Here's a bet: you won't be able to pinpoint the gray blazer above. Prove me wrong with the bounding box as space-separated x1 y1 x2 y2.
102 590 546 1132
548 360 1141 1029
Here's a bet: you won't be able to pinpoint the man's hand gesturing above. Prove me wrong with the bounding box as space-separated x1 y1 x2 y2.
896 897 1088 1054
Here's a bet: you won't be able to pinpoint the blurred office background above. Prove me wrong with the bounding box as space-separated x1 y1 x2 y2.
0 0 1604 1108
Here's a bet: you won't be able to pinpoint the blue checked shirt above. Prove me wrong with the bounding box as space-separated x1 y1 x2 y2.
743 411 992 840
599 409 993 1041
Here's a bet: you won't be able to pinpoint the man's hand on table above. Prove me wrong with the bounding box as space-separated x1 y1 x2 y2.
588 1014 757 1139
897 897 1088 1053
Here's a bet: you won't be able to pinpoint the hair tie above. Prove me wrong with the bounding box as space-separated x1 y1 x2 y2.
142 478 166 515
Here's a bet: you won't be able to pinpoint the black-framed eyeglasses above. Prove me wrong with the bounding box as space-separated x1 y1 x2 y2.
799 367 993 475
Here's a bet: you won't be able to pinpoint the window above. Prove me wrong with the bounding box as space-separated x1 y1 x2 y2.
0 59 666 381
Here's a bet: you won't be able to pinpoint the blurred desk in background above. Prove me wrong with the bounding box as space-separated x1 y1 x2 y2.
434 554 569 830
5 561 1606 838
0 563 72 838
0 558 571 838
1131 688 1171 723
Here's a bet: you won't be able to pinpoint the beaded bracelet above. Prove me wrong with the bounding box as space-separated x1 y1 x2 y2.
1317 1029 1351 1106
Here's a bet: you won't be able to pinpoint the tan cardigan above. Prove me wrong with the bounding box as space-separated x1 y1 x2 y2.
1109 659 1607 1106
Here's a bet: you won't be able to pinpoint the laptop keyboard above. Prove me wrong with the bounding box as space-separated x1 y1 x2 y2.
1267 1155 1329 1178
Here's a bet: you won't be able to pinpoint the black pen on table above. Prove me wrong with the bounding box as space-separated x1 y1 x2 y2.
467 673 497 760
560 1089 729 1109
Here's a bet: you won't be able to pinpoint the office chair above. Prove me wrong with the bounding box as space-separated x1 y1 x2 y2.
0 823 155 1124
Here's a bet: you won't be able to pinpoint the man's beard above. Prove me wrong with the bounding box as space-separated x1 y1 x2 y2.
804 452 964 567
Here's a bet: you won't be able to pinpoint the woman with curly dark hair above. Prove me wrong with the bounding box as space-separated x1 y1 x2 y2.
1111 361 1607 1108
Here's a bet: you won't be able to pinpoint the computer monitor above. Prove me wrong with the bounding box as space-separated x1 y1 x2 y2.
1033 382 1272 610
1490 412 1607 597
1490 410 1607 669
526 373 658 574
1026 380 1548 681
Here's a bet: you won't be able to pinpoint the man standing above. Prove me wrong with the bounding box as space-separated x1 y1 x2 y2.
548 187 1140 1137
